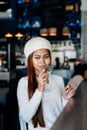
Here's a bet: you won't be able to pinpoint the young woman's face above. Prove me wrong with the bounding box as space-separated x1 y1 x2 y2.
32 49 51 75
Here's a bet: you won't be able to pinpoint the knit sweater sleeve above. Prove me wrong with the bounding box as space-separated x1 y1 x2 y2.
60 77 69 107
17 77 44 123
52 75 68 109
56 75 68 108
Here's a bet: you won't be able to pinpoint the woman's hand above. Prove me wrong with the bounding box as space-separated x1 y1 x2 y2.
37 69 49 92
63 85 75 100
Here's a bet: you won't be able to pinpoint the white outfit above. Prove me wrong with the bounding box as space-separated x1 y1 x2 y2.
17 74 68 130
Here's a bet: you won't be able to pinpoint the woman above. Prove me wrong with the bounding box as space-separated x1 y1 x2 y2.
17 37 75 130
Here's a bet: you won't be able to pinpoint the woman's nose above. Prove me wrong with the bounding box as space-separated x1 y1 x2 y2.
40 57 45 63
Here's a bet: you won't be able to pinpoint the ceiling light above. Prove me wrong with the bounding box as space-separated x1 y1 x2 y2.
62 26 70 37
5 33 13 37
40 28 48 36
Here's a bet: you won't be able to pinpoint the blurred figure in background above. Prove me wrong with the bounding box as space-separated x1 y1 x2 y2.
54 57 60 69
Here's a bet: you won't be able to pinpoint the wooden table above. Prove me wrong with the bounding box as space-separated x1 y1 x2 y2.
51 80 87 130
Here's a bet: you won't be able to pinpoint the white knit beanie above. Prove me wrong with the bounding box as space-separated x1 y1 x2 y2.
24 37 52 58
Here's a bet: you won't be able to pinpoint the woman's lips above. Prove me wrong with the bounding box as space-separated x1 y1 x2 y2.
38 65 46 71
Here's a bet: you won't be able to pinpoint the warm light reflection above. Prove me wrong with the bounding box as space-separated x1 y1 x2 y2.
75 3 79 12
23 0 30 2
40 28 48 36
15 33 24 38
49 27 57 36
62 26 70 37
5 33 13 37
65 5 74 11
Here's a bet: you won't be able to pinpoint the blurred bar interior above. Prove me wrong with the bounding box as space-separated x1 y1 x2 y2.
1 0 87 130
0 0 82 72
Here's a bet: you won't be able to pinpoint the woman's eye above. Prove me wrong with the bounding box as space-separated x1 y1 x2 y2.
35 56 40 59
44 55 50 59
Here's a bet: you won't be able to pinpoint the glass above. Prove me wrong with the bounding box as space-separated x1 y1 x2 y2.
45 65 54 74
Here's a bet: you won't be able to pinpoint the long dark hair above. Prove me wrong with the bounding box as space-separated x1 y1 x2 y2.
27 54 45 128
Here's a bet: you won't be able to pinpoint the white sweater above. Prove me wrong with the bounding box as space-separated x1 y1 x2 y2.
17 74 68 130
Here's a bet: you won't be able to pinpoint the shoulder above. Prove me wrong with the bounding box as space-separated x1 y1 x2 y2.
17 76 28 102
18 76 28 84
17 76 28 90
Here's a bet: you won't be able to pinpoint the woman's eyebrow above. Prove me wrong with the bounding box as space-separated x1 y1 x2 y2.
33 54 40 56
33 53 49 56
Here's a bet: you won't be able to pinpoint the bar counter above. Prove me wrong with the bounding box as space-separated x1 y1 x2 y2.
51 80 87 130
0 70 16 82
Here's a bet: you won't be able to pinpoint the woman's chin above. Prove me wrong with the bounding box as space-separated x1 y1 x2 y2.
35 69 42 76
